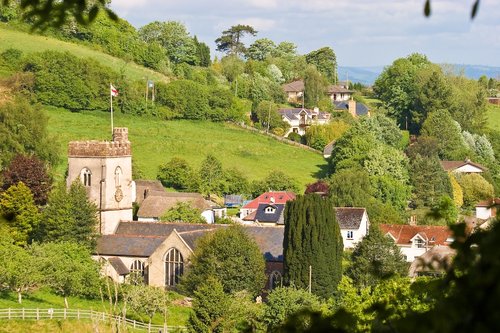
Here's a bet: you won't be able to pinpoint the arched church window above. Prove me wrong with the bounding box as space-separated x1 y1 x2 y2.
114 166 122 187
129 260 145 285
270 270 282 290
80 168 92 187
165 248 184 287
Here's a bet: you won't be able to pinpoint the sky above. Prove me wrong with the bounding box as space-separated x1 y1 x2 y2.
110 0 500 68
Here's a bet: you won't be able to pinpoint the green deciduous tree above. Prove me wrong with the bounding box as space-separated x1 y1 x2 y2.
125 285 168 326
199 154 225 199
456 173 494 208
304 65 328 108
215 24 257 56
37 242 101 308
157 157 193 190
181 225 266 296
251 170 300 197
1 154 52 206
262 286 321 332
328 168 373 207
347 226 408 288
38 181 98 249
283 194 343 299
161 202 205 224
0 238 42 303
305 47 337 84
247 38 276 61
0 182 40 245
0 97 59 168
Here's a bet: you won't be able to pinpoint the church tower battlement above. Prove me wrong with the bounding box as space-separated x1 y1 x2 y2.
67 128 134 235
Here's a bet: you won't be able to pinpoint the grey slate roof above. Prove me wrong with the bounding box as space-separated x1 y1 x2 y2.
135 180 165 205
254 203 285 224
97 234 166 257
106 222 284 261
278 108 330 121
333 101 369 116
335 207 366 229
108 257 130 275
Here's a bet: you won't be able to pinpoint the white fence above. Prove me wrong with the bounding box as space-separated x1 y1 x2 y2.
0 308 186 332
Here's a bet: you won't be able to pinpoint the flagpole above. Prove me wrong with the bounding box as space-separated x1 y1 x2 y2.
110 83 114 137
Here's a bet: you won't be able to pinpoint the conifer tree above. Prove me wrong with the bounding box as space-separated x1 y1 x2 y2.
283 194 343 299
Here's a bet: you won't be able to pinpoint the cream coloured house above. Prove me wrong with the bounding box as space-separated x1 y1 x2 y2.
278 107 331 136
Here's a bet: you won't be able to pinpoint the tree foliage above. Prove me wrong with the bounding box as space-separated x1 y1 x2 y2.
251 170 300 197
181 225 266 296
283 194 343 299
347 226 408 288
161 202 205 224
38 181 99 249
157 157 193 190
1 154 52 206
305 47 337 84
215 25 257 56
0 182 40 245
125 285 168 324
304 65 327 108
456 173 494 208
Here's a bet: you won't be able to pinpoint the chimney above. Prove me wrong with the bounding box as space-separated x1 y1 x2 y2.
348 99 357 118
313 107 319 114
409 215 417 226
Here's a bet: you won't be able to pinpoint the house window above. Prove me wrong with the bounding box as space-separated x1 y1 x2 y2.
165 248 183 287
129 260 145 285
293 128 298 133
81 168 92 187
265 206 276 214
414 238 425 248
269 271 282 290
347 231 354 240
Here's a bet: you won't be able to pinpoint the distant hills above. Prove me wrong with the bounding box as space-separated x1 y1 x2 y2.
339 65 500 86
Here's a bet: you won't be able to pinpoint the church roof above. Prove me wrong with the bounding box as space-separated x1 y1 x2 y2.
101 222 284 261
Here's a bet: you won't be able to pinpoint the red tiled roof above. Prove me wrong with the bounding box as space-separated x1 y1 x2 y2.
243 210 257 221
440 160 486 172
379 224 452 246
242 191 296 210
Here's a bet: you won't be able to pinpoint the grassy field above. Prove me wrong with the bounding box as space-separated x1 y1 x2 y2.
0 289 190 327
46 107 328 187
487 103 500 129
0 25 169 83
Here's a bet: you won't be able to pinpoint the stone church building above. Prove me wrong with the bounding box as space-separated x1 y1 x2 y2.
67 128 284 290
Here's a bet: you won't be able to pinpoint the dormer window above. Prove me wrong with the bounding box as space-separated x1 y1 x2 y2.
265 206 276 214
414 238 425 248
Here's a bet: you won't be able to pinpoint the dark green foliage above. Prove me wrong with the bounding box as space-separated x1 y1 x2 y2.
223 168 250 196
1 48 24 71
1 154 52 206
24 50 117 111
305 47 337 84
283 194 343 299
304 65 328 108
181 225 266 296
194 36 211 67
328 168 372 207
287 132 303 143
199 154 225 198
347 226 408 288
409 154 453 207
0 97 59 168
157 157 193 190
215 24 257 56
262 286 321 331
188 277 231 333
37 181 99 249
254 100 288 132
161 79 210 119
251 170 300 197
426 195 458 225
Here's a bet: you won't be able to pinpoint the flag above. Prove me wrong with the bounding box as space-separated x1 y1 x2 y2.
110 84 119 97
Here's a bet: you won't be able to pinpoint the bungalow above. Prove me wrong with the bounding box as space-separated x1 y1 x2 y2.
440 159 486 174
239 191 296 220
380 224 453 262
137 192 217 223
278 107 331 136
96 222 284 290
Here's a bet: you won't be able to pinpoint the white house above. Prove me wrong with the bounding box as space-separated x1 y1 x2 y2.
475 198 500 220
327 84 354 102
380 224 453 262
440 159 486 174
335 207 370 249
278 108 331 136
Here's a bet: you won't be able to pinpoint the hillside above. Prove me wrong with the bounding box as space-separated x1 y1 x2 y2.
46 107 327 188
0 25 169 82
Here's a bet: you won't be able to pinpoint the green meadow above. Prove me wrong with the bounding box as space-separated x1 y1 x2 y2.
46 107 328 187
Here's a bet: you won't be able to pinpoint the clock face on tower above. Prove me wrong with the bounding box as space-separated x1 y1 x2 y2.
114 188 123 202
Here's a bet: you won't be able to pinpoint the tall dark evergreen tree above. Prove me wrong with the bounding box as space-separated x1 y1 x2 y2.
283 194 343 299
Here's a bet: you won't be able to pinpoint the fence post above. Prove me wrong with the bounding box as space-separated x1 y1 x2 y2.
77 309 80 320
148 322 151 333
8 308 11 320
133 320 136 328
22 308 25 320
37 308 39 320
64 307 67 319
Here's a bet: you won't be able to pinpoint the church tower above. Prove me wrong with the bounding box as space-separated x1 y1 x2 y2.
67 128 133 234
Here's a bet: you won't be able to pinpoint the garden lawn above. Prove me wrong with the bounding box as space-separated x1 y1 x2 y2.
46 107 328 188
487 103 500 130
